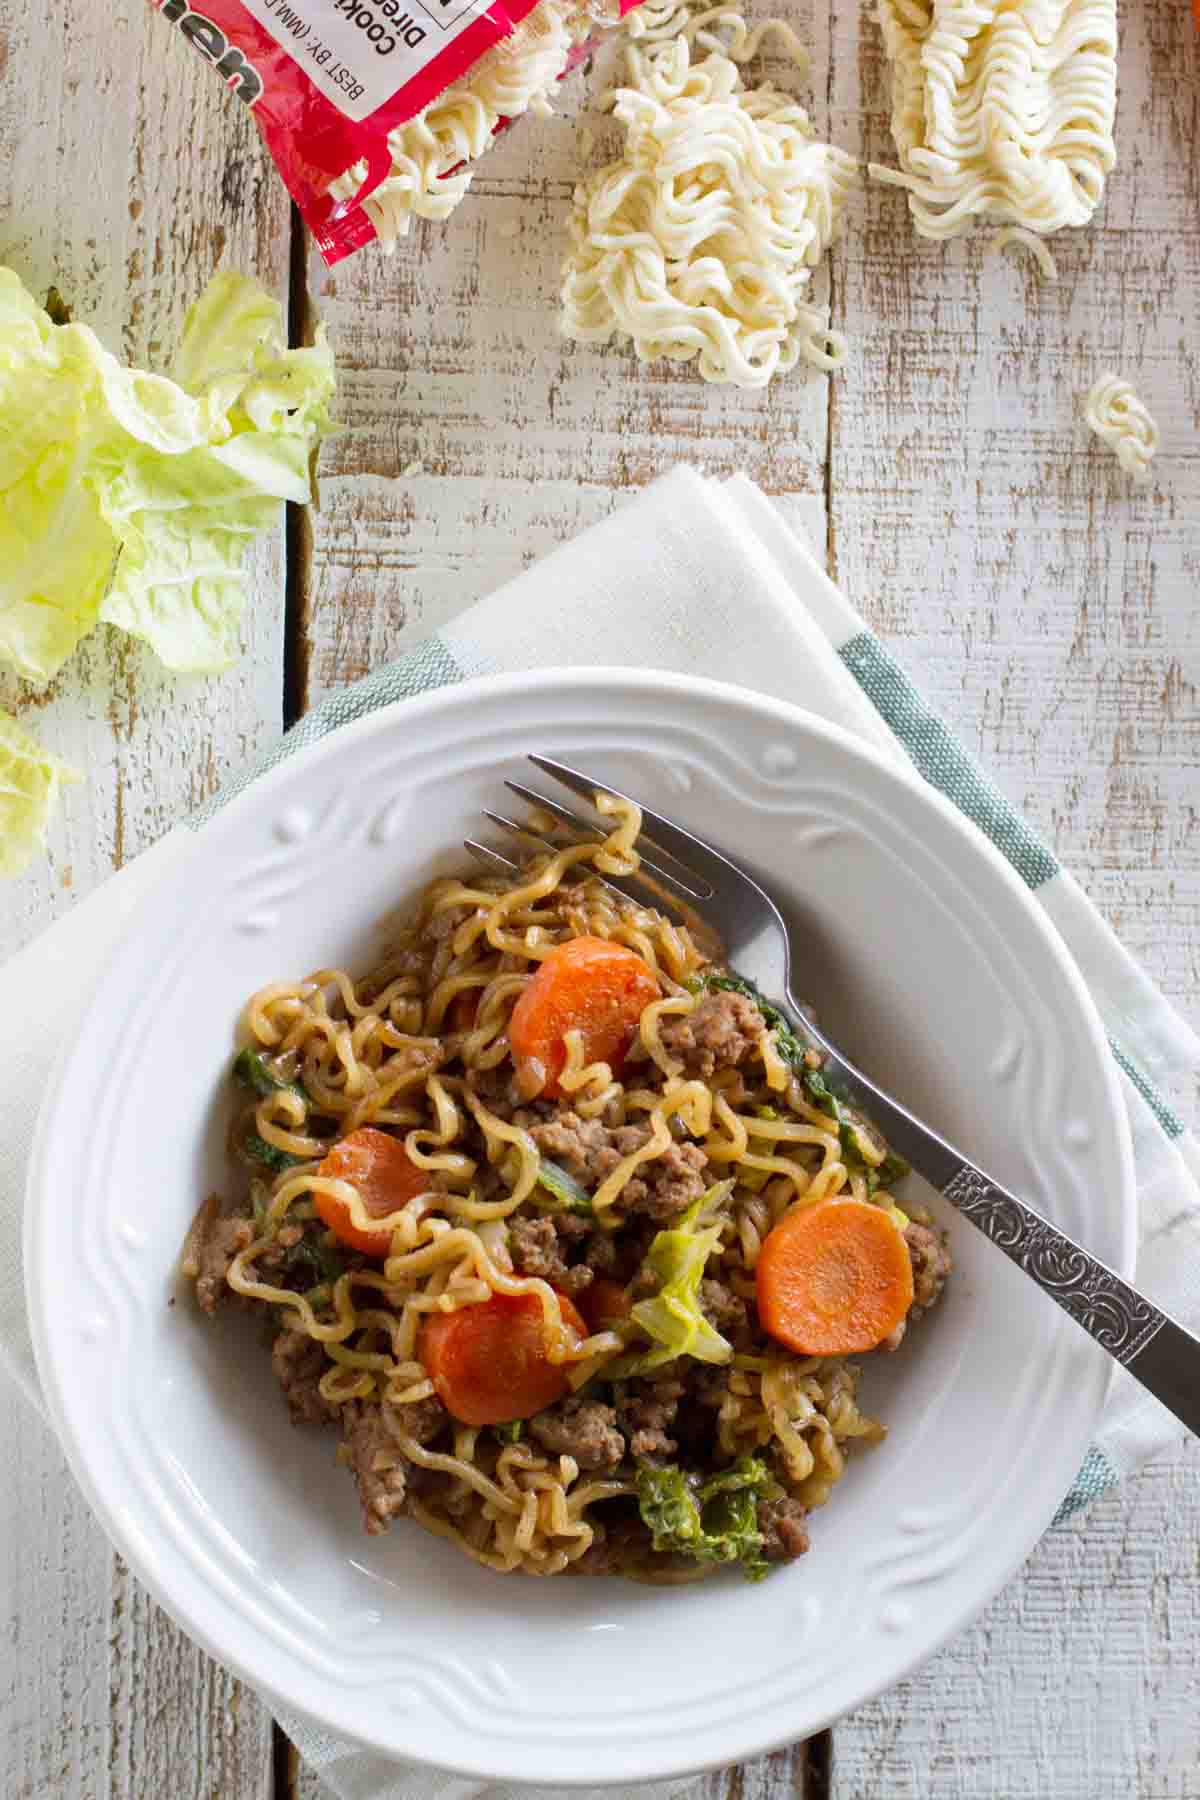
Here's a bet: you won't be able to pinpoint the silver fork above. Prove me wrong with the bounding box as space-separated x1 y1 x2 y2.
467 753 1200 1441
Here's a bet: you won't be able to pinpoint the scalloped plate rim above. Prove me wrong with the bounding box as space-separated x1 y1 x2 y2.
26 665 1135 1786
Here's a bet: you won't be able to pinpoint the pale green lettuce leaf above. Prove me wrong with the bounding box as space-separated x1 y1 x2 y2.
0 267 334 683
0 275 119 681
609 1180 736 1375
172 268 290 413
0 712 79 878
173 270 335 439
95 433 312 672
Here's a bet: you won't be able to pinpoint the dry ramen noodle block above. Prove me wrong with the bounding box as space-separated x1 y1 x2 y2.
871 0 1118 247
561 6 859 388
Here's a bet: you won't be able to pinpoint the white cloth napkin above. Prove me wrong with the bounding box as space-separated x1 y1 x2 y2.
4 468 1198 1799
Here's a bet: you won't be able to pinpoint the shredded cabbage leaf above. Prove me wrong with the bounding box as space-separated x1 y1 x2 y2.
0 267 334 683
635 1456 773 1580
608 1180 735 1376
534 1156 593 1215
0 711 79 878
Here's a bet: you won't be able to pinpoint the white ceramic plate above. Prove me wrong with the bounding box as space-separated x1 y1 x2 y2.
27 670 1133 1786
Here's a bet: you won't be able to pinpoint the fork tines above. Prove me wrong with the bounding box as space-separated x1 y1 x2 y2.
529 757 721 900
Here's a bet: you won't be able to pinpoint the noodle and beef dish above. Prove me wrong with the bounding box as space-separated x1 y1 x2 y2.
184 794 951 1581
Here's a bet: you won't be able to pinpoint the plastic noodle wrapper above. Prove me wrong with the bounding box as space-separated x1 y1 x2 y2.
147 0 643 263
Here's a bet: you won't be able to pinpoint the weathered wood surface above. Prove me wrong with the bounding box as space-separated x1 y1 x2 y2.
0 2 286 1793
293 1741 822 1799
832 1444 1200 1800
1 0 1197 1790
826 1 1200 1788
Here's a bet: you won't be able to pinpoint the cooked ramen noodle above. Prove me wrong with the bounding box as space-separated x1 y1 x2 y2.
184 792 951 1579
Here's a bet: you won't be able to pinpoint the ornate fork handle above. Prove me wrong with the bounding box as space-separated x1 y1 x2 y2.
940 1162 1199 1434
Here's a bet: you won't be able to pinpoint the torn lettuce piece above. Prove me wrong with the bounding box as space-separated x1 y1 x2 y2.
0 712 79 878
0 266 334 684
0 270 123 681
635 1456 773 1580
94 433 309 673
607 1180 735 1377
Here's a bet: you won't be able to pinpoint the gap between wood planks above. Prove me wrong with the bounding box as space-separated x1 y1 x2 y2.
272 198 835 1800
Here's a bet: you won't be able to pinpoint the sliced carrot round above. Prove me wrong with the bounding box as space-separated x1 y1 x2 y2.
756 1199 914 1356
508 935 659 1099
418 1289 589 1426
312 1126 429 1258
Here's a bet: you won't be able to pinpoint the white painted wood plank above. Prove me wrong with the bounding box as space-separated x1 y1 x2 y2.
827 0 1200 1790
0 1 289 1792
295 1744 816 1799
832 1443 1200 1800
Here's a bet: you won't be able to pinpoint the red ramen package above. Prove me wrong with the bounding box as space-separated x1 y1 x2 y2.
149 0 644 263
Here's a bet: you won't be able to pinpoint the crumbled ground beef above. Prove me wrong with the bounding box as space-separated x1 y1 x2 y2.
339 1395 448 1535
694 1366 731 1409
524 1111 642 1184
341 1402 410 1535
523 1110 708 1223
530 1396 625 1471
183 1203 254 1314
881 1219 953 1351
619 1374 685 1460
658 991 766 1078
569 1515 655 1575
700 1277 750 1340
757 1494 810 1562
508 1215 594 1294
271 1327 338 1425
387 1393 449 1445
906 1220 952 1315
622 1140 708 1223
584 1230 621 1275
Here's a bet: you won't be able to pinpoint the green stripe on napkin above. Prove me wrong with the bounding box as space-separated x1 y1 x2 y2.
1109 1038 1185 1141
839 631 1059 891
1052 1445 1121 1521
